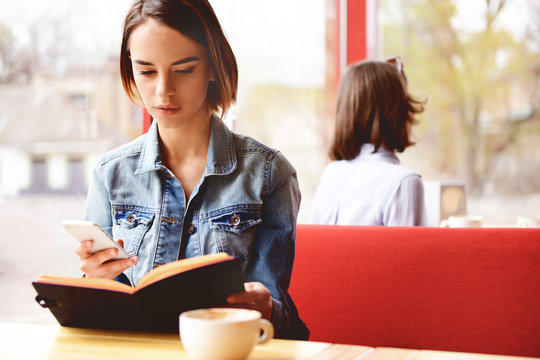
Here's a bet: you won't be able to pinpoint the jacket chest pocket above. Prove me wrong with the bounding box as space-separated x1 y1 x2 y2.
112 206 155 256
209 205 262 270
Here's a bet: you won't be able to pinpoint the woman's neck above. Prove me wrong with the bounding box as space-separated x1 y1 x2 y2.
158 115 212 164
157 114 212 200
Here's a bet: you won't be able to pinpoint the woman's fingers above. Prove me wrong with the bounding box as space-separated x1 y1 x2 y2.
74 240 93 259
86 257 137 279
78 244 137 279
227 282 273 319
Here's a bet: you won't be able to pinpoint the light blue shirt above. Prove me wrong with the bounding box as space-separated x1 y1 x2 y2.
84 117 308 339
311 144 426 226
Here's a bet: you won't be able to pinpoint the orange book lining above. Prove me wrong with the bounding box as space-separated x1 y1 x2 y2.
35 253 233 294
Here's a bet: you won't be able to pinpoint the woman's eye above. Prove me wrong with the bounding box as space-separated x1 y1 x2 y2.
139 70 155 76
176 69 194 74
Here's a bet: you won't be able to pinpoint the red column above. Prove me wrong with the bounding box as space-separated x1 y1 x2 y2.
324 0 372 156
142 108 152 133
346 0 367 64
336 0 370 80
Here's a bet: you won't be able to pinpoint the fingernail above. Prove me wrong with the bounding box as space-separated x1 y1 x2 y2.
109 249 117 256
84 241 92 249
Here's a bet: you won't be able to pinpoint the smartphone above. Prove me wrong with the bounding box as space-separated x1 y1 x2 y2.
61 220 129 260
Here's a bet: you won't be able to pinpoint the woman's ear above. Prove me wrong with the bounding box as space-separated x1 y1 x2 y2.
209 68 215 82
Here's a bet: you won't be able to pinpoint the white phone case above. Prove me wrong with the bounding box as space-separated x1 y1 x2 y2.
61 220 129 260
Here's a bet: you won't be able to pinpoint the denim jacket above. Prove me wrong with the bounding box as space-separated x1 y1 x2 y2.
84 117 309 340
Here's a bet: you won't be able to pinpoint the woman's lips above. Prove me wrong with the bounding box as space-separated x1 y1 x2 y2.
154 105 181 115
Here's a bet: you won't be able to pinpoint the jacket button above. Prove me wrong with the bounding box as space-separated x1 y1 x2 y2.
187 223 196 234
126 214 137 223
230 213 241 226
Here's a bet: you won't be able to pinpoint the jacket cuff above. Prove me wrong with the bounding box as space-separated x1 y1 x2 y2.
270 297 287 338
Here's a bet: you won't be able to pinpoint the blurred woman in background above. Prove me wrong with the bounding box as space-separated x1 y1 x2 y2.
311 57 427 226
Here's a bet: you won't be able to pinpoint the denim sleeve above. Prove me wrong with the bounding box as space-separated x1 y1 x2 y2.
84 163 113 235
245 151 309 340
84 164 135 287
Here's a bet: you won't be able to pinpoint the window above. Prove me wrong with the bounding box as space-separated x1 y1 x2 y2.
380 0 540 224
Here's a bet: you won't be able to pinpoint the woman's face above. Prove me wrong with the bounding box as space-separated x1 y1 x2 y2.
129 19 214 129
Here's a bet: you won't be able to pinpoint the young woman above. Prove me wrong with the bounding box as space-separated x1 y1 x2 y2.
311 58 427 226
75 0 308 339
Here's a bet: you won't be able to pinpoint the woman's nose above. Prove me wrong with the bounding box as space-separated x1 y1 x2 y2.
156 74 175 98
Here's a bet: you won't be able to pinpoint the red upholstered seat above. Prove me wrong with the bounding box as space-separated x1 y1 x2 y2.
289 225 540 357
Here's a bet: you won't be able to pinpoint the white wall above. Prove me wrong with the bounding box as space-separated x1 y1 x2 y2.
0 148 31 196
48 154 68 190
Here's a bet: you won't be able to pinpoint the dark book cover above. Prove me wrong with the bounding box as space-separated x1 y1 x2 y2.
33 257 244 333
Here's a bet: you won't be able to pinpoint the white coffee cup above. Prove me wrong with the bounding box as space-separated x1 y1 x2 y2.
179 308 274 360
440 215 483 228
517 216 540 228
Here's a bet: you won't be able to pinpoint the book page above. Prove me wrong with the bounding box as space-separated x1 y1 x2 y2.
35 274 135 294
136 253 233 290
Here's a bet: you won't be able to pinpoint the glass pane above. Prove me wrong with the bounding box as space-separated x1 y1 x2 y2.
0 0 137 324
379 0 540 225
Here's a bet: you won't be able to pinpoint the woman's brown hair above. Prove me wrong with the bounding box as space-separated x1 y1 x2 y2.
329 60 425 161
119 0 238 118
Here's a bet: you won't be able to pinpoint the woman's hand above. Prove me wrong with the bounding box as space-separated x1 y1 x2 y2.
75 239 138 279
226 282 273 320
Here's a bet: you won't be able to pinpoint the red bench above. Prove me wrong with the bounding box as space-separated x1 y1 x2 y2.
289 224 540 357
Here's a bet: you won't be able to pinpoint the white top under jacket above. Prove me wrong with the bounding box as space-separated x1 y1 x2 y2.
310 144 426 226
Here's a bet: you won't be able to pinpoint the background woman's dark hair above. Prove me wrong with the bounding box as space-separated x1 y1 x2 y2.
120 0 238 118
329 60 425 161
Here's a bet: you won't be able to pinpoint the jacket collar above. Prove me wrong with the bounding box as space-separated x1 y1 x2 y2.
135 116 237 175
204 116 237 175
135 120 161 174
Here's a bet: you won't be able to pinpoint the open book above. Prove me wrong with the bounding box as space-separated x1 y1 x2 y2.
33 253 244 332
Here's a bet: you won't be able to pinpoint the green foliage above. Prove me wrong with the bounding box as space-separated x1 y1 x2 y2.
382 0 540 191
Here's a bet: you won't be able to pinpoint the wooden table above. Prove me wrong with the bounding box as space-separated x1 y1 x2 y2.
0 323 538 360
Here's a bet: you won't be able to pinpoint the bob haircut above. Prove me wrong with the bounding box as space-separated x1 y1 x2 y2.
120 0 238 118
330 60 425 161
